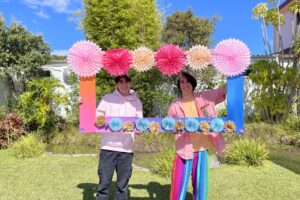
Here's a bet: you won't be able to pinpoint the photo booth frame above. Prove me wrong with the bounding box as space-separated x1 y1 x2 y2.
67 39 250 134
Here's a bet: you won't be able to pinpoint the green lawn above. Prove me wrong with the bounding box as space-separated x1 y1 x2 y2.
0 150 299 200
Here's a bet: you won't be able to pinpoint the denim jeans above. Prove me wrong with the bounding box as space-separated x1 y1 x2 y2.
95 149 133 200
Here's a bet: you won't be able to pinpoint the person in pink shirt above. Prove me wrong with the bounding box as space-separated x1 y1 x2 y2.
81 74 143 200
168 72 226 200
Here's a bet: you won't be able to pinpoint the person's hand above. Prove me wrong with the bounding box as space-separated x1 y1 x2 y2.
78 97 83 104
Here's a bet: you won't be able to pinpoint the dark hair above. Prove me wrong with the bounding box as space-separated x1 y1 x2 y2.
114 74 131 83
177 72 197 92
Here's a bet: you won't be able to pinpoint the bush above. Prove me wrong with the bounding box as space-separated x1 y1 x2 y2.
0 106 6 120
11 134 46 158
225 139 269 166
224 123 286 146
151 147 175 178
16 77 69 143
0 114 26 149
283 116 300 133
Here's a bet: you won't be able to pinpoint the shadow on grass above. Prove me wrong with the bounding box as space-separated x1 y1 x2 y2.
268 151 300 175
77 181 193 199
129 181 192 199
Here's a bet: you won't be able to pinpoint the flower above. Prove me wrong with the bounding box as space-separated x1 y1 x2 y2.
136 118 150 132
161 117 175 131
131 47 155 72
155 44 186 75
149 122 160 135
95 116 106 127
184 118 199 132
175 120 185 131
67 40 102 77
186 45 211 70
123 121 135 132
102 48 132 76
212 39 251 77
199 121 210 132
108 118 123 132
224 121 236 133
210 118 224 132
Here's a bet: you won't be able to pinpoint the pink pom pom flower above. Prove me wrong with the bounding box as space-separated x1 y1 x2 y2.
155 44 186 76
212 39 251 77
102 48 132 76
67 40 103 77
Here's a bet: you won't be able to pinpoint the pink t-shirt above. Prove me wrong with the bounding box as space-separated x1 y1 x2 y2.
96 89 143 153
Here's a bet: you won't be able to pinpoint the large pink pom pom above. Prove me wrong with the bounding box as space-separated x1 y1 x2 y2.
155 44 186 76
102 48 132 76
67 40 102 77
212 39 251 77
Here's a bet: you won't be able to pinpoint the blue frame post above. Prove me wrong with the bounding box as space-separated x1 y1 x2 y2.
226 75 244 133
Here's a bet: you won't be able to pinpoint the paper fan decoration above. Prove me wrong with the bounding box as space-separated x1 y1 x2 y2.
67 40 102 77
102 48 132 76
109 118 123 132
131 47 155 72
210 118 224 132
161 117 175 131
184 118 199 132
212 39 251 77
186 45 211 70
155 44 186 75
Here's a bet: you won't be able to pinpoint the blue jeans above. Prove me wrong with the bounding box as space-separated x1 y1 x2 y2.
95 149 133 200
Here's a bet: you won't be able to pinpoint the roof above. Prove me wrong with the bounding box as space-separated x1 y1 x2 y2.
40 60 68 69
279 0 294 10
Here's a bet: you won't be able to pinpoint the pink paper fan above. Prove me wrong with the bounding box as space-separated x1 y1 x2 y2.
155 44 186 76
212 39 251 77
102 48 132 76
67 40 102 77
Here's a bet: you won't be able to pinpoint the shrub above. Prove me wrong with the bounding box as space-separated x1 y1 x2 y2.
151 147 175 178
16 77 69 143
224 123 285 146
0 114 26 149
11 134 46 158
225 139 269 166
283 116 300 133
0 106 6 120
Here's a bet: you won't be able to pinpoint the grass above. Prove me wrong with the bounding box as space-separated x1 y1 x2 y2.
0 149 299 200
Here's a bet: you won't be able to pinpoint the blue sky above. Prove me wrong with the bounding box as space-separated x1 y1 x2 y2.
0 0 271 56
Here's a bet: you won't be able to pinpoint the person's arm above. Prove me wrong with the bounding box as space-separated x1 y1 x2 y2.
167 103 175 118
96 95 107 117
200 86 226 105
136 99 143 118
214 86 226 105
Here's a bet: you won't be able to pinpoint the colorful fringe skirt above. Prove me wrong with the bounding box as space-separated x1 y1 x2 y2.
170 151 209 200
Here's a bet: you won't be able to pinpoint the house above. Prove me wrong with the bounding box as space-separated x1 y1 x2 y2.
40 60 72 118
273 0 300 53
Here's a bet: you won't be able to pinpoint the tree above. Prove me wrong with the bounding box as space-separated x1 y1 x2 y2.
83 0 161 50
82 0 167 117
162 9 222 93
0 15 50 96
249 60 299 123
251 0 300 122
162 9 217 49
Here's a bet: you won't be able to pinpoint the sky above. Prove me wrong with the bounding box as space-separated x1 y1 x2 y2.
0 0 272 56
